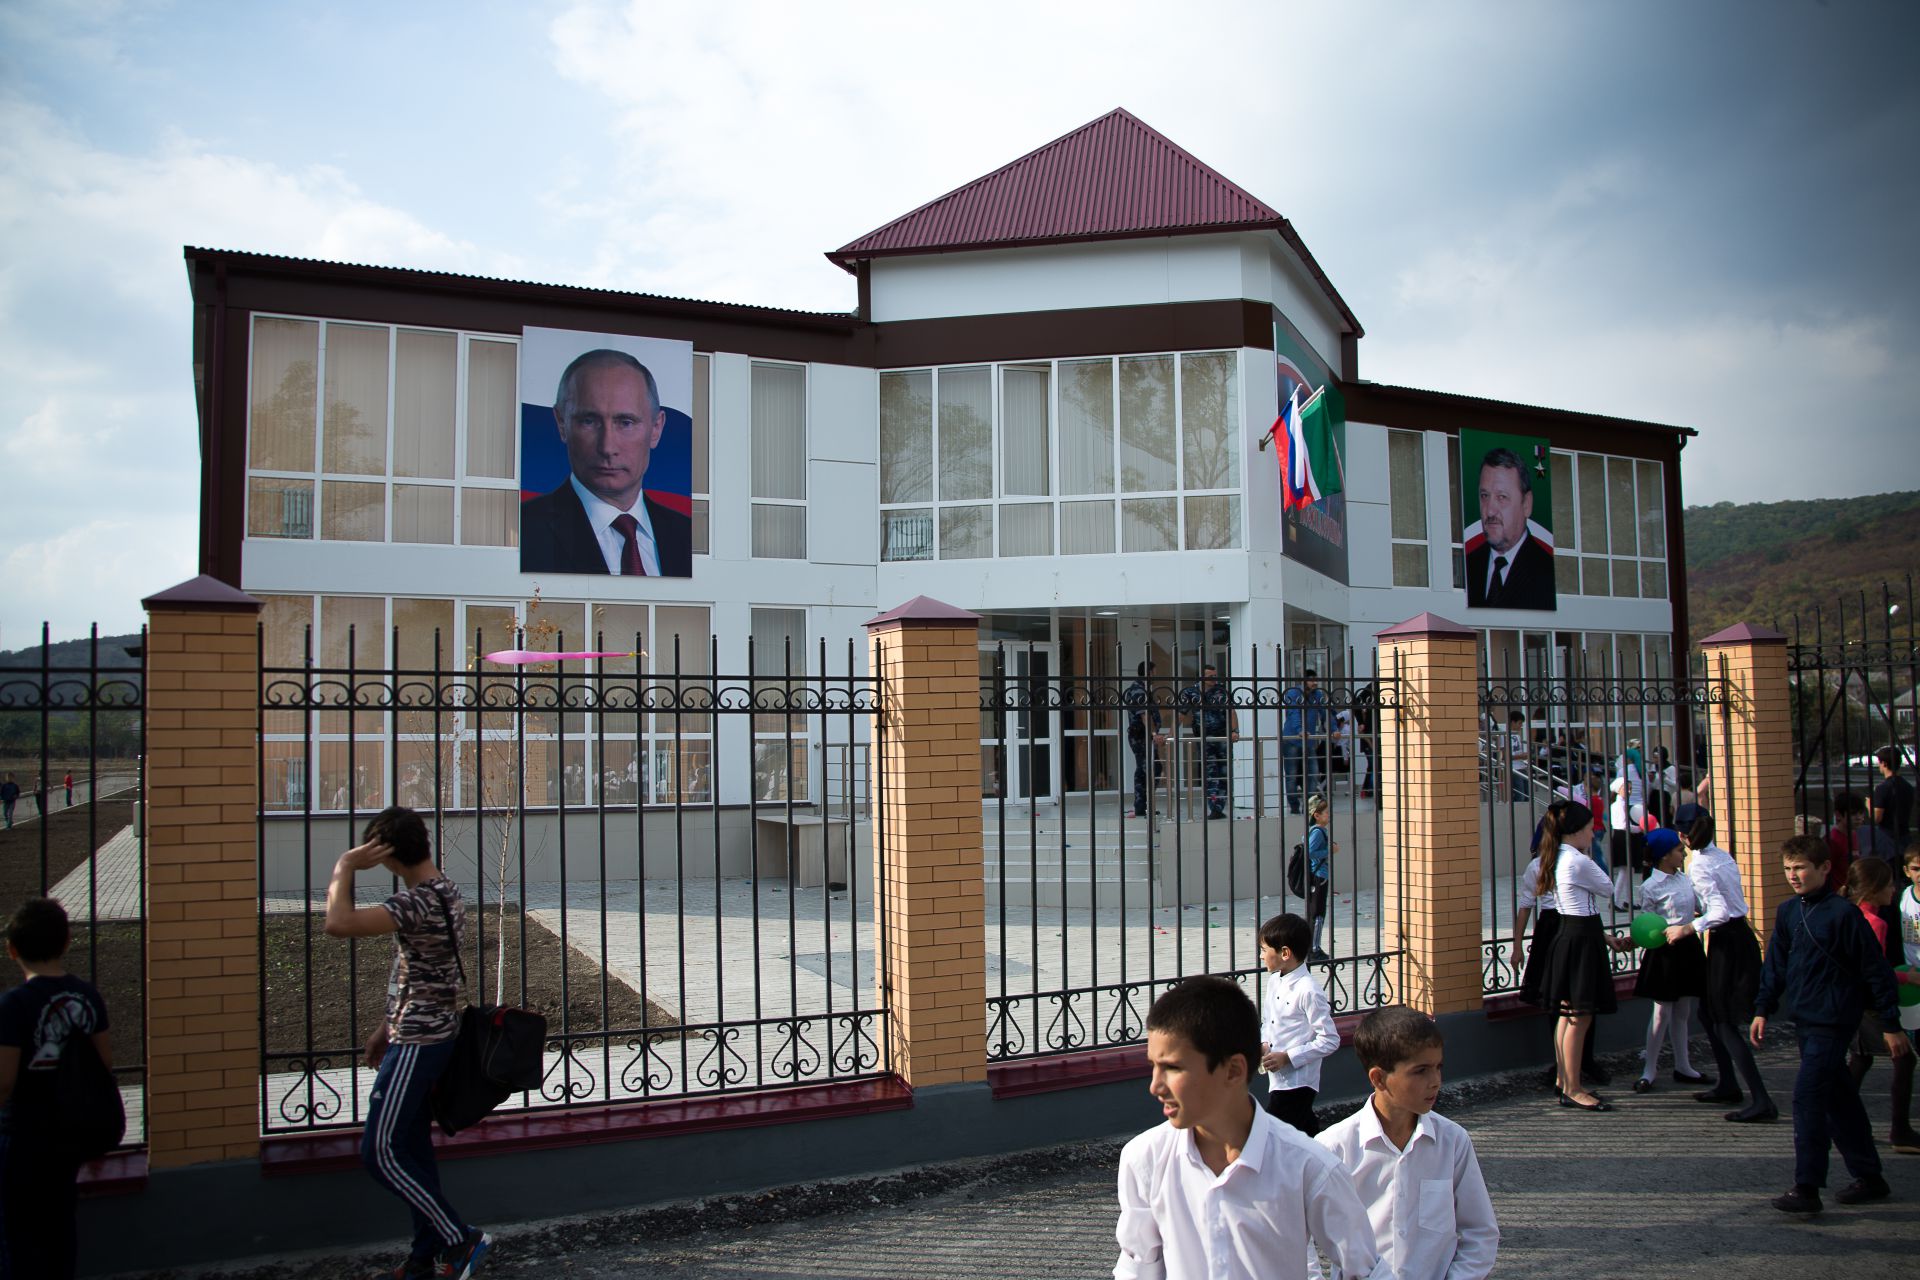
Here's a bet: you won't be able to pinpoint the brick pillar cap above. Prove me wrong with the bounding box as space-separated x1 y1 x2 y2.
1700 621 1786 647
142 574 262 613
1377 612 1475 640
864 596 981 630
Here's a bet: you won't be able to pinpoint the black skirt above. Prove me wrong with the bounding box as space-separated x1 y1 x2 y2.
1541 912 1618 1016
1518 908 1561 1007
1633 931 1707 1003
1702 915 1761 1026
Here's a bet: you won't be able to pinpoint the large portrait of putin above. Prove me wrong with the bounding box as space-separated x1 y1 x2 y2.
1460 428 1557 611
519 327 695 578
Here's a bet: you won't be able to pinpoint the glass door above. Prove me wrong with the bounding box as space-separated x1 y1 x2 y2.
980 643 1058 802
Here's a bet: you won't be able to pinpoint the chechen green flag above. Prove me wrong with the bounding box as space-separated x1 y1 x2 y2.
1297 382 1345 500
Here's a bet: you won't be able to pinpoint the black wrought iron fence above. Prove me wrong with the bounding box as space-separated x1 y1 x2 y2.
257 626 887 1134
0 624 146 1149
979 646 1402 1063
1479 651 1730 996
1786 579 1919 860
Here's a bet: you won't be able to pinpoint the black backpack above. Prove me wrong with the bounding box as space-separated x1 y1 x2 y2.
1287 842 1308 897
48 1030 125 1162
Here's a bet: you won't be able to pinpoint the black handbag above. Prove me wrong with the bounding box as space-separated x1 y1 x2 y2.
425 885 548 1137
1287 842 1308 897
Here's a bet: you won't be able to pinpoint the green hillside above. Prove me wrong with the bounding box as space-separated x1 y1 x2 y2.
1683 491 1920 643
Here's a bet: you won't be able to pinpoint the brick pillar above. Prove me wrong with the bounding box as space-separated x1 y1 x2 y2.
143 575 262 1167
865 597 986 1087
1699 623 1794 944
1377 613 1484 1015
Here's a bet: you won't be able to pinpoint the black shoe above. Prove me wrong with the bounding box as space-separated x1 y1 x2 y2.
1695 1088 1742 1104
1772 1185 1822 1214
1725 1104 1780 1123
1672 1070 1709 1086
1560 1092 1613 1112
1835 1175 1891 1205
1632 1078 1654 1093
1309 948 1331 962
1132 808 1147 818
440 1229 491 1280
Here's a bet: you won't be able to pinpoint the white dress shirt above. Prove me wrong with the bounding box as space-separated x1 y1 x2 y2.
1317 1102 1499 1280
570 473 661 576
1552 843 1612 917
1516 856 1557 914
1261 965 1341 1092
1114 1102 1388 1280
1684 843 1749 934
1640 868 1697 926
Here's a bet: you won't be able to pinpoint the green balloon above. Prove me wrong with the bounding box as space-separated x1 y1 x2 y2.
1631 912 1668 950
1897 965 1920 1008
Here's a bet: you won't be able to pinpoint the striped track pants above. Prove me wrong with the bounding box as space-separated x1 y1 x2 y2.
362 1038 467 1260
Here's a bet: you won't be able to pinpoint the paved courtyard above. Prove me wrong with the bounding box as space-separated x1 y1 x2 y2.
129 1037 1920 1279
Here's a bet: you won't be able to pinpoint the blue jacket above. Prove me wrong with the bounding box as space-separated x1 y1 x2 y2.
1282 686 1325 738
1755 886 1900 1031
1306 824 1330 882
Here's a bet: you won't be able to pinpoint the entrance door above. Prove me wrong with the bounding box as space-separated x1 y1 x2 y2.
980 644 1058 802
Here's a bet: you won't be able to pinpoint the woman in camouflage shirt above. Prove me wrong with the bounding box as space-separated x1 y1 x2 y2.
325 806 491 1279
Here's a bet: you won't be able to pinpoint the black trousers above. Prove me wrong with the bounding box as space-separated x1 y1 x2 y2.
1794 1028 1881 1189
1265 1085 1320 1135
0 1136 82 1280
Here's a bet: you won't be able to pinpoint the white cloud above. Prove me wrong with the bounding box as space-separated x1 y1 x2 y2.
0 94 513 644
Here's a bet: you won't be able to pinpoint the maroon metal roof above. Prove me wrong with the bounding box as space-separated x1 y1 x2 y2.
829 109 1362 337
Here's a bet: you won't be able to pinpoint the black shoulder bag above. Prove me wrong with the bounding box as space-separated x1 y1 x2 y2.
51 1025 125 1162
424 883 549 1137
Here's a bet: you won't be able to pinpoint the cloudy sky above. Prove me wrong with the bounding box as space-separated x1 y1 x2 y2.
2 0 1915 644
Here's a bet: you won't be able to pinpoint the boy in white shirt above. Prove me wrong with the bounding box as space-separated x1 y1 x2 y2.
1317 1005 1499 1280
1259 912 1341 1135
1114 976 1386 1280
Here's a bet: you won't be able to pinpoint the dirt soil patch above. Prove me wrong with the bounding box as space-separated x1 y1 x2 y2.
0 794 133 903
264 907 674 1059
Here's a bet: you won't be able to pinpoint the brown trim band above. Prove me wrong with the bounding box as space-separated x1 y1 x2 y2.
870 299 1271 368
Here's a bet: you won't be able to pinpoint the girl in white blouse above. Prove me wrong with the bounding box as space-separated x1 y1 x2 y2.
1535 800 1633 1112
1631 828 1708 1091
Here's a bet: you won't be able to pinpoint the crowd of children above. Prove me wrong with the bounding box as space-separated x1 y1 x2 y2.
1113 815 1920 1275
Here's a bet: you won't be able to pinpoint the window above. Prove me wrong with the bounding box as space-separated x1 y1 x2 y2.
1546 450 1669 601
750 361 807 558
1387 430 1428 587
878 350 1239 560
750 608 809 803
245 315 521 548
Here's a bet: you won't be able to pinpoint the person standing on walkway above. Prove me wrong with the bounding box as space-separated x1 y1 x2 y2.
1873 747 1914 852
1184 664 1238 820
0 776 16 829
1752 835 1909 1214
1305 795 1334 960
0 897 113 1280
1281 671 1325 816
1631 829 1708 1092
1668 812 1777 1121
60 774 72 808
1124 662 1166 820
323 806 491 1278
1257 913 1338 1135
1113 976 1384 1279
28 780 42 821
1534 800 1631 1112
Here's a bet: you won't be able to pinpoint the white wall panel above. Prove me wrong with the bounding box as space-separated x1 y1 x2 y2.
809 362 877 465
808 460 877 566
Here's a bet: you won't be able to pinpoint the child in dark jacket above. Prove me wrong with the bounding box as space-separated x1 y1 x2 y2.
1753 835 1910 1214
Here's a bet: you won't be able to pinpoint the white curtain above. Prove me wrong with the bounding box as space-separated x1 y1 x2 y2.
939 367 993 500
322 323 389 476
464 339 517 480
1179 353 1238 491
249 317 318 471
751 362 806 499
880 370 933 503
1058 359 1113 496
393 484 453 543
999 365 1049 497
1119 355 1176 492
394 329 455 479
1061 499 1115 554
461 488 516 547
321 480 383 541
998 503 1052 557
